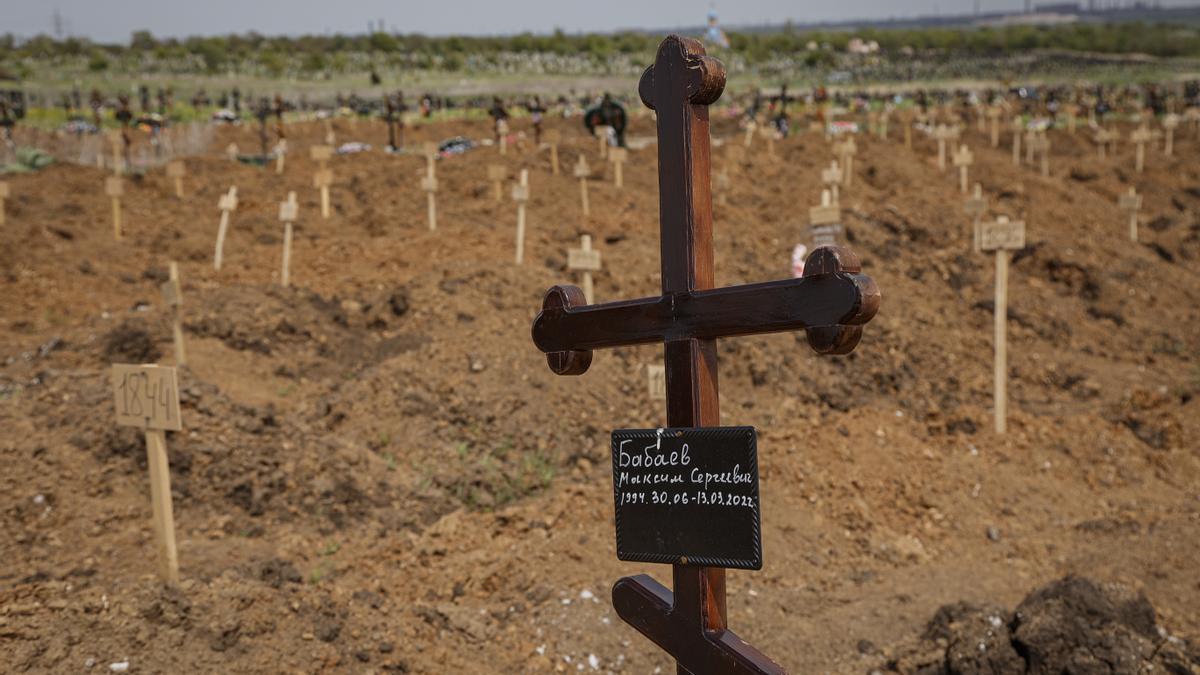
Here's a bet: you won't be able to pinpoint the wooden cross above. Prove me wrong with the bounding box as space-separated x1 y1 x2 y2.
1095 128 1113 160
213 186 238 271
1131 125 1152 174
512 169 530 264
1023 128 1037 165
1163 113 1180 156
567 234 602 304
1010 118 1024 166
575 154 591 217
161 262 187 366
1119 187 1142 243
976 215 1025 434
820 161 842 205
421 151 439 232
106 176 124 240
278 191 298 287
225 143 239 162
530 37 880 673
596 124 612 158
1033 133 1051 178
544 129 562 175
110 364 183 583
934 124 954 171
837 137 857 188
497 118 510 156
108 131 125 175
0 180 8 226
952 144 973 194
987 106 1002 148
964 183 987 254
166 160 185 198
488 164 507 201
609 147 629 189
274 139 288 175
313 168 334 219
808 189 842 248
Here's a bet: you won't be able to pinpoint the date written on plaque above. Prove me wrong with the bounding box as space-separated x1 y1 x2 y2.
610 427 762 570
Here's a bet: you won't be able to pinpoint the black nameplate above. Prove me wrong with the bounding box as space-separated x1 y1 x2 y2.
610 427 761 570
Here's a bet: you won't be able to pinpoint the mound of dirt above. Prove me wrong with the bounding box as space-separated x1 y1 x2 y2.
883 575 1199 674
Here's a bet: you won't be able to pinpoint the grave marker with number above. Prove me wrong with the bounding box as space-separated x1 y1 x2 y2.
821 161 842 205
975 215 1025 434
488 164 507 201
530 37 880 673
310 144 333 169
278 191 298 286
567 234 602 304
213 186 238 271
808 189 842 247
110 364 183 583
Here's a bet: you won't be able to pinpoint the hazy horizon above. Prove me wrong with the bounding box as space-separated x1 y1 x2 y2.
11 0 1200 44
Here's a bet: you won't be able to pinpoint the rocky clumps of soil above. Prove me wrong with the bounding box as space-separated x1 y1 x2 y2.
882 575 1199 674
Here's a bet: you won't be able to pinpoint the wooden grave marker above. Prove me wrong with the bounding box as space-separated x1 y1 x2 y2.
987 106 1002 147
1119 187 1142 243
1023 128 1037 165
530 36 879 675
964 183 988 254
567 234 602 304
310 144 333 169
110 364 183 583
1065 103 1079 135
314 168 334 219
596 125 612 158
161 262 187 366
821 161 842 204
1185 107 1200 137
743 118 757 148
646 364 666 401
512 169 530 264
952 144 973 194
1131 125 1152 174
421 148 439 231
1095 128 1114 160
838 137 857 188
934 124 954 171
0 180 8 226
488 164 507 201
1011 118 1024 166
575 154 591 217
225 143 239 162
1163 114 1180 156
544 129 562 175
166 160 185 198
808 189 842 247
1033 132 1051 178
278 191 298 286
975 215 1025 434
213 186 238 271
497 119 510 156
106 176 125 240
274 139 288 175
609 147 628 189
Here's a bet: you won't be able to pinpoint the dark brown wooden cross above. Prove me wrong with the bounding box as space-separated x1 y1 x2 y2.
530 35 879 675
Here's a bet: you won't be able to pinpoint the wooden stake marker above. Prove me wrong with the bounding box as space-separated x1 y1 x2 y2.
106 176 124 240
609 147 628 189
422 145 439 231
964 183 988 253
935 124 954 171
531 37 880 673
0 181 8 226
488 164 506 201
545 129 562 176
314 168 333 219
952 145 973 194
274 139 288 175
567 234 602 304
310 144 333 169
1131 126 1152 174
110 363 183 583
1034 133 1051 178
1163 114 1179 156
987 106 1002 148
1011 118 1024 166
1120 187 1142 243
162 262 187 366
821 161 842 205
596 125 611 158
213 187 238 271
225 143 239 162
166 160 185 198
976 215 1025 434
646 364 666 401
512 169 530 264
838 137 857 188
278 191 298 286
575 155 591 217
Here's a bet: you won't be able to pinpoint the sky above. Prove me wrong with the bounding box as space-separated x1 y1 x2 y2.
9 0 1200 43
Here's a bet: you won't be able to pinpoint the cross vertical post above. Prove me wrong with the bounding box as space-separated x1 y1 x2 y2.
531 35 879 675
278 191 298 287
214 186 238 272
513 169 530 264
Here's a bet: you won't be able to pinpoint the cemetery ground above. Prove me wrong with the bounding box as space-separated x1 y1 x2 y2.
1 113 1199 673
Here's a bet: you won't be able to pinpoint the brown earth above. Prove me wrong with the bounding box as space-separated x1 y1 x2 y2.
1 108 1198 674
